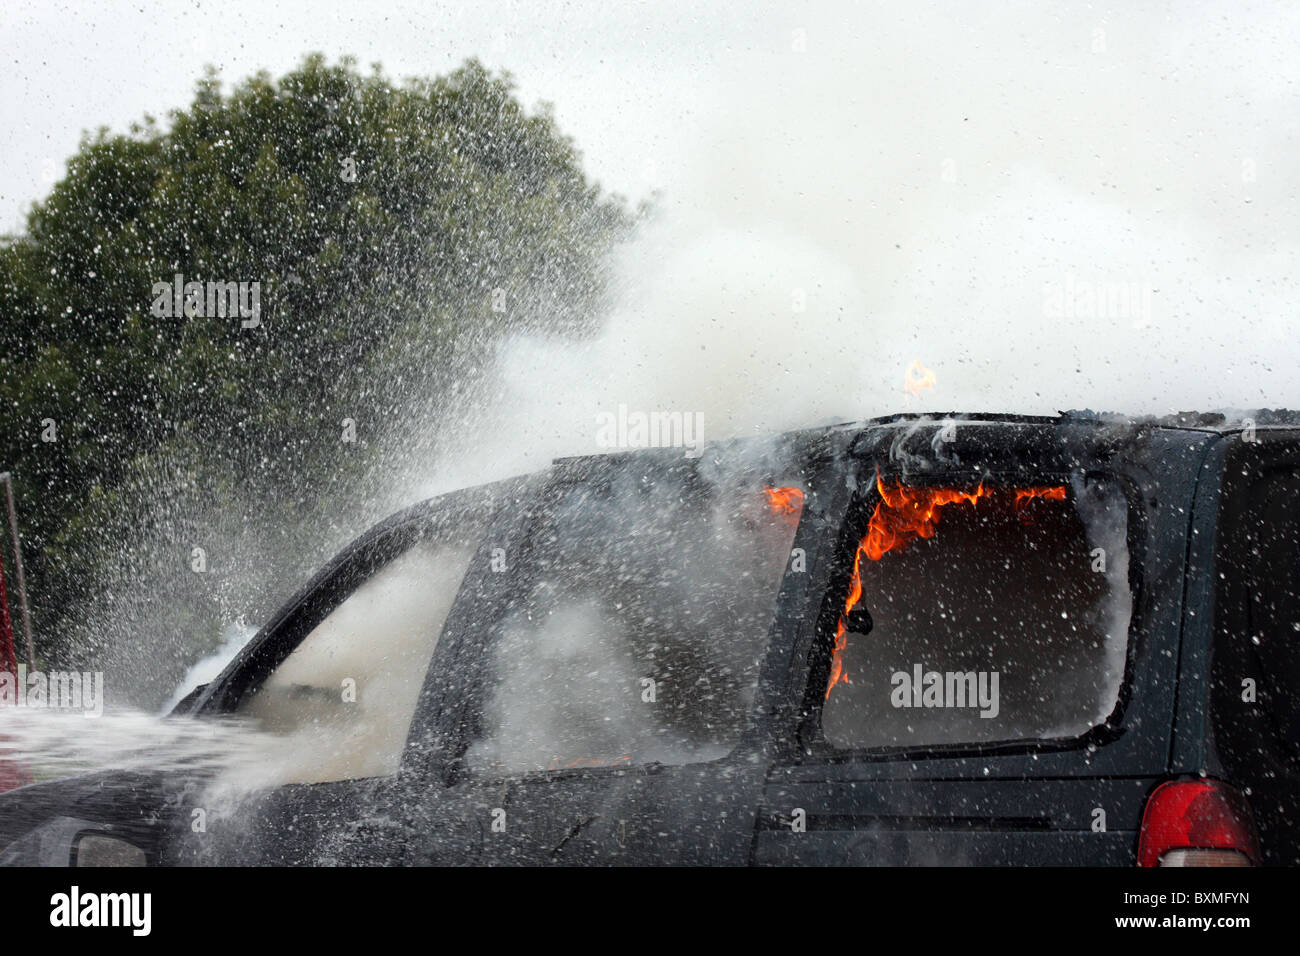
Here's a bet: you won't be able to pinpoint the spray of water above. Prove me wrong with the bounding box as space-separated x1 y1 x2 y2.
423 2 1300 494
0 709 261 779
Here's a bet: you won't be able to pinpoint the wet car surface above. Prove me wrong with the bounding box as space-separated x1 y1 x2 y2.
2 411 1297 866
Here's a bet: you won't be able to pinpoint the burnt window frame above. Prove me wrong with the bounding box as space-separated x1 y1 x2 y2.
795 465 1147 762
446 450 818 784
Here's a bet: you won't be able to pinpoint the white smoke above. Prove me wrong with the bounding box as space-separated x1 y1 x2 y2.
56 0 1299 713
415 0 1300 498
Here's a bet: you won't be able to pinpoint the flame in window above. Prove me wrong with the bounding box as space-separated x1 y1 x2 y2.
764 486 805 516
1013 485 1067 511
825 472 1067 698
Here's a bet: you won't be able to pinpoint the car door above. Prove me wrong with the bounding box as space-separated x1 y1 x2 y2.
755 422 1201 865
422 438 829 864
159 480 516 866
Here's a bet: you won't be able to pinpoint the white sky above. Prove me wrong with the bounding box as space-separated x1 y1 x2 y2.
3 0 1299 428
0 0 739 232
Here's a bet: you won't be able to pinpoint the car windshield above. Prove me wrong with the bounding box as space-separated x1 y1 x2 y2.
821 472 1133 749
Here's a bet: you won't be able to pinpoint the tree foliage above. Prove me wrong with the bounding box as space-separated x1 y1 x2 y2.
0 54 631 697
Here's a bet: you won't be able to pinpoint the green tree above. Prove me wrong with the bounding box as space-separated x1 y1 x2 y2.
0 55 632 704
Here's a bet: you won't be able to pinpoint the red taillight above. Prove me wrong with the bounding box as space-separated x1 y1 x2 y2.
1137 778 1260 867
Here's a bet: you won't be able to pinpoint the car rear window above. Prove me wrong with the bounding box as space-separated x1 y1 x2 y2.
464 458 804 775
820 472 1132 749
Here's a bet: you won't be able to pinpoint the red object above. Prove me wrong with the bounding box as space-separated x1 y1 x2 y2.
1137 778 1260 866
0 542 31 793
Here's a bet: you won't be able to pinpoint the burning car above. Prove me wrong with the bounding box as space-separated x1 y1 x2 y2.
0 410 1297 866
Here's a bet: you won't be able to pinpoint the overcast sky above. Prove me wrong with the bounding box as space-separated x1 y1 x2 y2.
4 0 1299 426
1 0 734 232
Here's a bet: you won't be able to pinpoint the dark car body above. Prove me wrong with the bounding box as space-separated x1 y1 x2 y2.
2 411 1297 866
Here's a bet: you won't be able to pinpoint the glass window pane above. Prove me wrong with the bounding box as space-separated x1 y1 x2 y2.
821 474 1132 749
465 465 803 775
235 533 480 784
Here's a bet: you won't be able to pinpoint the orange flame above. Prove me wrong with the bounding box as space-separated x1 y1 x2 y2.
764 486 805 516
863 474 985 562
1013 485 1067 509
904 360 937 398
824 474 1066 698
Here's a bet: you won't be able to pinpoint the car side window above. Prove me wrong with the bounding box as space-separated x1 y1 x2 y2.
461 462 804 776
232 520 485 787
815 472 1134 750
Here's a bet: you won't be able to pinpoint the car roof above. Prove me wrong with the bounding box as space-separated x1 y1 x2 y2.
856 408 1300 433
548 408 1300 469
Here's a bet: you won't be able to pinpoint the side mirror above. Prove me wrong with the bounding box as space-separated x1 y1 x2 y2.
72 833 147 867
